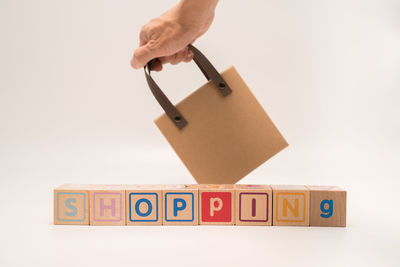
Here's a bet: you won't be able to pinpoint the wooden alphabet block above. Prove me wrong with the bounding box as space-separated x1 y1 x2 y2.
307 186 346 227
162 185 198 225
125 185 162 225
199 184 235 225
54 184 90 225
272 185 310 226
89 185 126 226
235 184 272 226
53 183 346 227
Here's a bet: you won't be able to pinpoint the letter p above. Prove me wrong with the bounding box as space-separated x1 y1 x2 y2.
173 198 187 216
210 197 223 216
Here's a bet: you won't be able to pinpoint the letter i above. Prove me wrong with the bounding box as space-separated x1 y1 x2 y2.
251 198 256 217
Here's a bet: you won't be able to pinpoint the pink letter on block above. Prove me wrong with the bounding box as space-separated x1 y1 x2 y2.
93 192 122 222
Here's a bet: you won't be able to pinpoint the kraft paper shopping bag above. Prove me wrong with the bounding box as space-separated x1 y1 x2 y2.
144 44 288 184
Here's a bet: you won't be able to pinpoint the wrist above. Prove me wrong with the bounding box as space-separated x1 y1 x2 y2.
176 0 218 28
180 0 218 7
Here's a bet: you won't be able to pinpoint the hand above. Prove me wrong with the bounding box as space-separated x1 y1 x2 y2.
131 0 218 71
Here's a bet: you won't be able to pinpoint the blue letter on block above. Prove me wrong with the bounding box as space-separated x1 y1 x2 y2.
173 198 186 216
65 198 77 216
135 198 152 217
320 199 333 218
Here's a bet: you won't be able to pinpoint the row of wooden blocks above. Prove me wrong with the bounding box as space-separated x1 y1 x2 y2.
54 184 346 226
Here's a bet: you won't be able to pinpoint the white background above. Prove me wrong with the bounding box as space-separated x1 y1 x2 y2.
0 0 399 266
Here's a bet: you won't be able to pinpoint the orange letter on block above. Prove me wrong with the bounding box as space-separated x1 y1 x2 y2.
282 198 299 217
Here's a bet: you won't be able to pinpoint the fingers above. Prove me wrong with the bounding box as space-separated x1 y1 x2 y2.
150 58 163 71
131 41 162 69
159 48 193 66
171 49 189 65
184 49 194 62
131 24 194 70
131 45 194 71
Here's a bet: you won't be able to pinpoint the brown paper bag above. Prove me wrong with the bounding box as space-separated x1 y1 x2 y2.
145 45 288 184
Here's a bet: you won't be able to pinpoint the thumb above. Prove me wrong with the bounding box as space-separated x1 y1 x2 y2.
131 43 162 69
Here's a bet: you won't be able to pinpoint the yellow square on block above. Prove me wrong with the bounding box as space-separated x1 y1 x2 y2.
125 185 163 225
89 185 126 226
235 185 272 226
272 185 310 226
162 185 199 225
54 184 91 225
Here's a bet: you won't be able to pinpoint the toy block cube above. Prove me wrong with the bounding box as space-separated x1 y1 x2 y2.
162 184 199 225
272 185 310 226
199 184 235 225
89 185 126 226
307 186 346 227
54 184 90 225
125 184 163 225
235 184 272 226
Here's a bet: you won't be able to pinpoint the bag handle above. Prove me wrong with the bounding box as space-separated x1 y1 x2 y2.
144 44 232 130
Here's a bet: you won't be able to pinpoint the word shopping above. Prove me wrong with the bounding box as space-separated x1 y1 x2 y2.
54 184 346 227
